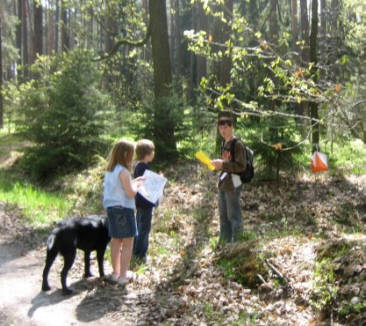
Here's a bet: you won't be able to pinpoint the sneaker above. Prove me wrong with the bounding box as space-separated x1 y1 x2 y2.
117 271 136 286
106 273 119 283
117 276 130 286
126 270 136 280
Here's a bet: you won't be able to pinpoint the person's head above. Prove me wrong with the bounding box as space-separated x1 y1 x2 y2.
217 110 234 139
135 139 155 162
106 139 135 171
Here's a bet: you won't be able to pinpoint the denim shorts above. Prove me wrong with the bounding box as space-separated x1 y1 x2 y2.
107 206 137 239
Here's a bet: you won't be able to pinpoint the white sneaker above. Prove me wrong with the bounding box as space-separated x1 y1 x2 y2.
117 276 130 286
106 273 119 283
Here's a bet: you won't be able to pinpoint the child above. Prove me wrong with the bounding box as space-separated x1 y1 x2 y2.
133 139 157 261
103 139 144 285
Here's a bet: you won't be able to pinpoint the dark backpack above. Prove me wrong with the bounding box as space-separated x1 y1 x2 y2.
223 137 254 183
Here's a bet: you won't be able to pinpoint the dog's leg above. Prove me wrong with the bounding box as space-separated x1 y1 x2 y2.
61 250 76 295
84 250 92 278
96 247 106 277
41 247 58 291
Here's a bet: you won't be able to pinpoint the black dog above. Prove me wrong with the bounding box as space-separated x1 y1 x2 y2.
41 215 110 295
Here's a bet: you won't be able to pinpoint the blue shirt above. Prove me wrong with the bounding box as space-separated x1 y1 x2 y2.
103 164 135 209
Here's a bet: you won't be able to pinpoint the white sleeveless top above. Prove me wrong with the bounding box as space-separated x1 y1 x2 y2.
103 164 135 209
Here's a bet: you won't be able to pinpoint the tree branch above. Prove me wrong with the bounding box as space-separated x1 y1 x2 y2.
93 20 152 61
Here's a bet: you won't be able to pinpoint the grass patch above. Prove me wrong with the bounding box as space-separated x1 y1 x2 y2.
0 170 73 226
327 139 366 175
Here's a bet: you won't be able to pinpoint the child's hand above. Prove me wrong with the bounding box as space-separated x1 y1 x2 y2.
211 159 223 170
132 176 145 189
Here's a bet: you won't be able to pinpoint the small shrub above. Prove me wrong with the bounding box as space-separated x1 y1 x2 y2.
14 49 113 180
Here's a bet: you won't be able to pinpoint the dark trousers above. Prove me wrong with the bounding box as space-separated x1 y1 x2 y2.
133 207 153 259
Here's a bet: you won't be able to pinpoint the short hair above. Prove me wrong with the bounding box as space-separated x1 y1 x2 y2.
218 110 234 121
106 139 135 171
135 139 155 161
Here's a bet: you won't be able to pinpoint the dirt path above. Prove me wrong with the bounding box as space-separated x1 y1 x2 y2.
0 233 120 326
0 203 161 326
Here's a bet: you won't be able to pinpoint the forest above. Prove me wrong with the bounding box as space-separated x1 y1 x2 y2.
0 0 365 325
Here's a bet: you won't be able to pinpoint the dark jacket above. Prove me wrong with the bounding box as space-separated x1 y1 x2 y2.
218 137 247 192
133 162 155 209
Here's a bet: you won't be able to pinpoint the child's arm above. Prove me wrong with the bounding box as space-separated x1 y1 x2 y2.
119 170 144 198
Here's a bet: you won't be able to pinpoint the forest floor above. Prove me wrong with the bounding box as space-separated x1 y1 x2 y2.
0 154 366 325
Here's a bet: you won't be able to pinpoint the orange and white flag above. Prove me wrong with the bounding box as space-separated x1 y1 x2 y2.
311 151 329 173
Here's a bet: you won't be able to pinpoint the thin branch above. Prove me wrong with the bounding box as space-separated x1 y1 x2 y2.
93 19 152 61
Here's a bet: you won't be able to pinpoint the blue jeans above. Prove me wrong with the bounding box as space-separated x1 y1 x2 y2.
133 207 153 259
218 186 243 242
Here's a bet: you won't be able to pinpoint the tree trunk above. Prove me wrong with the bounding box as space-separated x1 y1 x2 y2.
22 0 29 77
299 0 309 125
174 0 181 81
300 0 309 63
48 7 55 55
290 0 298 51
0 15 3 129
269 0 279 42
61 0 69 52
55 0 59 53
149 0 176 159
195 2 207 86
16 0 22 69
320 0 326 38
213 0 233 88
33 0 43 62
330 0 339 80
310 0 319 151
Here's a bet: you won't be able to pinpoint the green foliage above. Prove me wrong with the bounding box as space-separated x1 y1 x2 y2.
235 115 304 180
311 241 352 314
326 139 366 175
11 49 113 180
130 90 192 161
0 170 73 225
311 258 338 313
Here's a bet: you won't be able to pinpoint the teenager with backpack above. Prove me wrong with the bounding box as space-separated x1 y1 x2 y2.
211 111 247 243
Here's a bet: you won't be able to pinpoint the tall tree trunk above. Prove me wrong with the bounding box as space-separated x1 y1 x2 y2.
48 7 55 55
33 0 43 62
61 0 69 52
269 0 279 42
174 0 181 81
0 15 3 129
195 2 207 87
213 0 233 88
310 0 319 151
290 0 298 51
330 0 339 80
16 0 23 69
22 0 29 78
300 0 309 63
320 0 326 38
170 0 176 75
142 0 151 62
149 0 176 159
55 0 59 53
299 0 309 124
